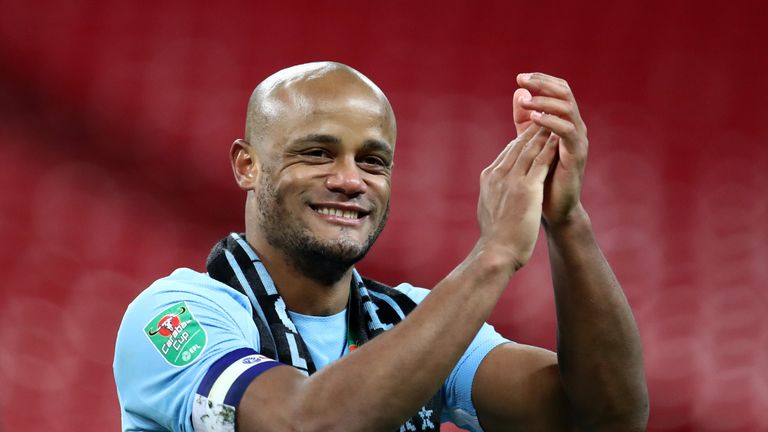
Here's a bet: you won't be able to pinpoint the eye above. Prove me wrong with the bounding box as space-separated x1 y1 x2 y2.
359 155 388 167
301 148 332 159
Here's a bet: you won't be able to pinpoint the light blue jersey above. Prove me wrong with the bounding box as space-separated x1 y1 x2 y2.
114 268 510 431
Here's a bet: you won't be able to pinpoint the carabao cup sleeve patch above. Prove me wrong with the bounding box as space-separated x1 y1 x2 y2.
192 348 281 432
144 301 208 367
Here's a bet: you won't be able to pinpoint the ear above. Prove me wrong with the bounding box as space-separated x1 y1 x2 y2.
513 88 534 136
230 139 259 190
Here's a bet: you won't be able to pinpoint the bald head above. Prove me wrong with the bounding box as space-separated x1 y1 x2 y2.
244 62 396 155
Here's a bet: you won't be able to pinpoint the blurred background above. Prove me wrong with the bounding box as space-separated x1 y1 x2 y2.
1 1 766 430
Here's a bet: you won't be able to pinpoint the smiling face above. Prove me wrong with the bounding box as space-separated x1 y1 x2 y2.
240 63 396 285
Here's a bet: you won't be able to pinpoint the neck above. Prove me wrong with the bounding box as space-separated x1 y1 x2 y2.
245 231 352 316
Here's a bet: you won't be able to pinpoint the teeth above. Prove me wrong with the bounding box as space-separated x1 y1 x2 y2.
315 207 359 219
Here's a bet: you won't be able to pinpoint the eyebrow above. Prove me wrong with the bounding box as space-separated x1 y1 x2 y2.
293 134 393 156
294 134 341 145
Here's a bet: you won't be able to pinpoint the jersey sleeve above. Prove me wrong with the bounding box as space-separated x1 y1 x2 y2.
114 268 281 432
392 282 512 432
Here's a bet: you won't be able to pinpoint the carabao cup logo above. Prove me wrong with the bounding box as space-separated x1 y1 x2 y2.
144 302 207 367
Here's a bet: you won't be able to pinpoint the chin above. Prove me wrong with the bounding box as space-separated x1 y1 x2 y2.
312 228 369 250
319 238 368 261
285 236 370 286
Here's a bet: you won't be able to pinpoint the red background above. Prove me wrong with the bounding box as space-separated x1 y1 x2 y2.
1 1 766 431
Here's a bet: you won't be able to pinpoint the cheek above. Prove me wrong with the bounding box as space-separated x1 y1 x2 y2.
367 177 391 202
272 168 322 203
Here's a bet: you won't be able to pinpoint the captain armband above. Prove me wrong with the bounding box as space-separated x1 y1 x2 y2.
192 348 281 432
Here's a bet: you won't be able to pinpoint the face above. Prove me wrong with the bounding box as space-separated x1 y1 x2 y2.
252 74 396 283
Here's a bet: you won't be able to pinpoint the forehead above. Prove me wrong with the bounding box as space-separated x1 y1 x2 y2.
263 70 397 147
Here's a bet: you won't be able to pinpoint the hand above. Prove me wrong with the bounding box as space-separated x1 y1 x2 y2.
477 125 559 270
513 73 589 227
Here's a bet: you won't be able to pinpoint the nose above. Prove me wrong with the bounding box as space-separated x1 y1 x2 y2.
324 156 368 197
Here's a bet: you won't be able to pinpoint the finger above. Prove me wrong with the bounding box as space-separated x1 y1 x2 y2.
509 128 551 175
487 124 541 172
517 72 573 100
522 95 586 133
527 134 559 182
520 95 581 121
513 88 534 135
517 72 569 87
530 111 580 144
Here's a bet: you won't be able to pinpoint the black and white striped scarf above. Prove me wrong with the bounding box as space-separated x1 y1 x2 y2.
206 233 442 431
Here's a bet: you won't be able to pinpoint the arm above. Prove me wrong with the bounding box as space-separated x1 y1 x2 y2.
545 205 648 430
236 126 560 431
473 73 648 431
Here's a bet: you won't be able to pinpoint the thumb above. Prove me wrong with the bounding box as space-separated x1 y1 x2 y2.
513 88 533 136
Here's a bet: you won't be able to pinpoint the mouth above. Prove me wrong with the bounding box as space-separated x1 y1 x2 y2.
309 204 370 221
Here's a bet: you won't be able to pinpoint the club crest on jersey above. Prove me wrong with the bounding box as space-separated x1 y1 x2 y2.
144 302 207 367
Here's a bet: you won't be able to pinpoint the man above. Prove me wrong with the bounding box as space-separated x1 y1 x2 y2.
114 62 648 431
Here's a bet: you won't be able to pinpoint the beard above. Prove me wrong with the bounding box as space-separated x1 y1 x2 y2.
255 174 388 286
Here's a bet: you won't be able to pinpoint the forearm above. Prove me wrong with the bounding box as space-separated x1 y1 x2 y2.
295 246 515 431
545 206 648 430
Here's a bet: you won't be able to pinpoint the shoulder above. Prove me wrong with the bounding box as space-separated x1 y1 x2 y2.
135 267 249 305
361 277 430 302
118 267 256 359
361 279 432 323
388 281 431 304
114 268 260 431
124 268 251 321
